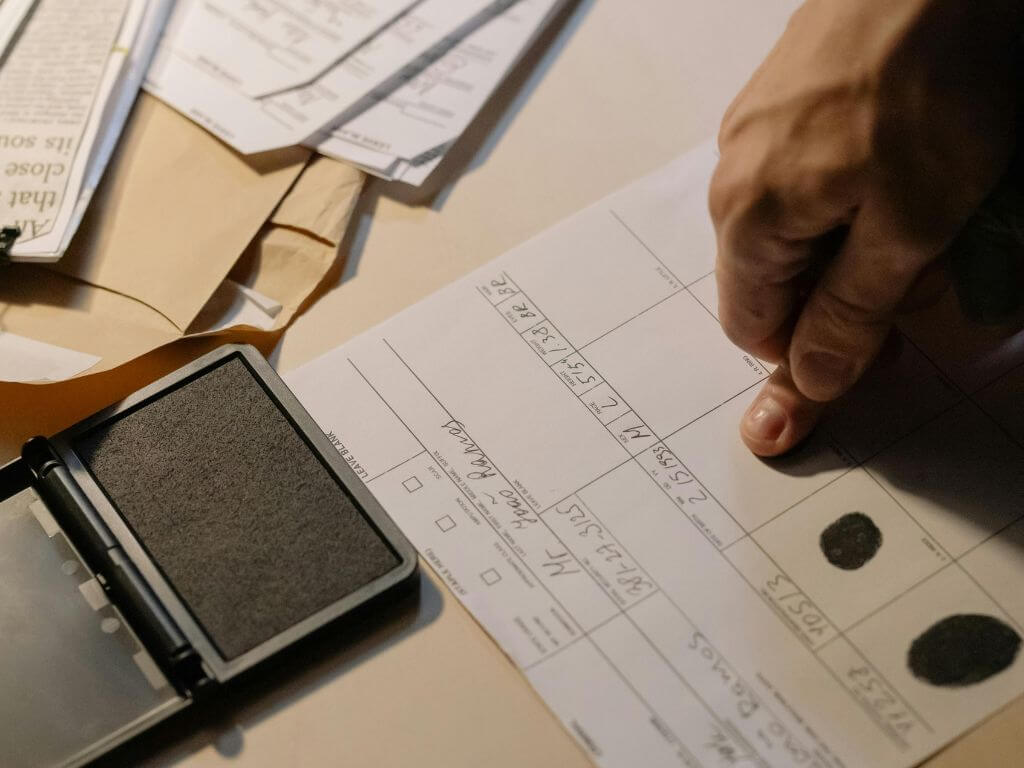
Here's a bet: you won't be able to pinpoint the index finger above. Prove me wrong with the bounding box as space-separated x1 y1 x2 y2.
709 150 861 361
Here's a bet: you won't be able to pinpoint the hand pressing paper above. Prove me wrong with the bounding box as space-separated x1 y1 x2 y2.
286 140 1024 768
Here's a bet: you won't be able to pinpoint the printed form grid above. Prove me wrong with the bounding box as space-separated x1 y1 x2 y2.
341 210 1024 767
482 207 1024 747
287 145 1024 768
475 212 933 752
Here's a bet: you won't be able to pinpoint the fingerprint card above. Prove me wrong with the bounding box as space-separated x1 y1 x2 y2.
286 140 1024 768
961 518 1024 629
867 401 1024 558
753 469 950 631
845 565 1024 737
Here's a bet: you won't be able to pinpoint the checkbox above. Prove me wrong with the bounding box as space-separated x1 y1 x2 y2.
435 515 456 532
480 568 501 586
402 476 423 493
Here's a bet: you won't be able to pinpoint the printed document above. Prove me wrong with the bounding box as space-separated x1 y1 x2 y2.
287 141 1024 768
146 0 505 154
172 0 417 98
0 0 172 261
146 0 562 184
313 0 562 174
0 0 128 259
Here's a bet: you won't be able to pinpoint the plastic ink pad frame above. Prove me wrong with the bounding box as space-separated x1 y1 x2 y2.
2 344 417 767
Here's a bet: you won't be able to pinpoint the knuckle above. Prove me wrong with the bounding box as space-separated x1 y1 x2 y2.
715 294 754 351
815 281 887 330
708 163 743 225
716 278 777 353
709 150 773 229
786 165 857 210
719 311 751 350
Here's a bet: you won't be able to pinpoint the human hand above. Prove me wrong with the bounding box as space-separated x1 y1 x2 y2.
709 0 1022 456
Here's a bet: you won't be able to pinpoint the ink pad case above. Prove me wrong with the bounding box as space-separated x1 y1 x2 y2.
0 344 417 768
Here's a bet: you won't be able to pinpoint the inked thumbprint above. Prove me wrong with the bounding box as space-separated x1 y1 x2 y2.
908 614 1021 687
819 512 882 570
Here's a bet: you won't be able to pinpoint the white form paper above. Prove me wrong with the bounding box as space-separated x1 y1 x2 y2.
0 331 100 382
286 141 1024 768
170 0 416 98
0 0 129 259
146 0 506 154
311 134 440 182
72 0 176 224
392 152 440 184
311 140 439 184
314 0 561 168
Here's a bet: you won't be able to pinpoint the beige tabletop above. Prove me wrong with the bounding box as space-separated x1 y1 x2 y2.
5 1 1024 766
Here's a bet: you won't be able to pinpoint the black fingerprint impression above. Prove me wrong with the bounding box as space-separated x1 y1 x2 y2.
819 512 882 570
909 614 1021 687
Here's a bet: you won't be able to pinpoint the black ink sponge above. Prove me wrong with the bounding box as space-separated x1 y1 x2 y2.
908 614 1021 687
819 512 882 571
75 358 399 660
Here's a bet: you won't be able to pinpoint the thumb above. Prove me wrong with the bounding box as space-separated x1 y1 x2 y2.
740 363 825 456
789 204 934 401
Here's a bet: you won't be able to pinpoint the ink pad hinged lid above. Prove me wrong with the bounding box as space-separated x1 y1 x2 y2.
2 344 417 768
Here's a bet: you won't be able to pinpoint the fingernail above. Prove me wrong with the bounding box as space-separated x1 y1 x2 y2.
798 351 856 395
743 395 787 443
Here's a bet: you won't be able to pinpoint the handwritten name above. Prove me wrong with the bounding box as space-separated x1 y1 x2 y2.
440 420 497 480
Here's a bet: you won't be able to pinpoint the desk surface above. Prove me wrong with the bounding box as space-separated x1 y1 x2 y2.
5 2 1024 765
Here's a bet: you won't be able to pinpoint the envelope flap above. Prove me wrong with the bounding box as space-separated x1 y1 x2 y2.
270 155 363 247
51 95 309 331
0 264 180 383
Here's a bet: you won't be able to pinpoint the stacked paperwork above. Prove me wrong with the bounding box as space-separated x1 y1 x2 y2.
146 0 566 185
0 0 564 262
0 0 173 262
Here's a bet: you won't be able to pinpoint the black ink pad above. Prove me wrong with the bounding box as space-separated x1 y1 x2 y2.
1 344 416 767
819 512 882 570
908 614 1021 687
73 356 401 660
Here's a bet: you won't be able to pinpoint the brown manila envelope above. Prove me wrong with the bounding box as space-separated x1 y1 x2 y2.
0 95 363 384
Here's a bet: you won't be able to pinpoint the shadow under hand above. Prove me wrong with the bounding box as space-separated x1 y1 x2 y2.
815 312 1024 571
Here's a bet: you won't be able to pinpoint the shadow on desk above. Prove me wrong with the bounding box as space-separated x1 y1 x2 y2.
96 567 442 766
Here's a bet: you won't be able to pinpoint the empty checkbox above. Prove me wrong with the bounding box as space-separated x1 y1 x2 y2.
402 476 423 493
480 568 501 586
435 515 456 532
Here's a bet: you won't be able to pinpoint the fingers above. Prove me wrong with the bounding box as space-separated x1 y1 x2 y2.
741 331 904 457
714 245 803 362
740 364 825 456
789 202 932 401
710 151 861 362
